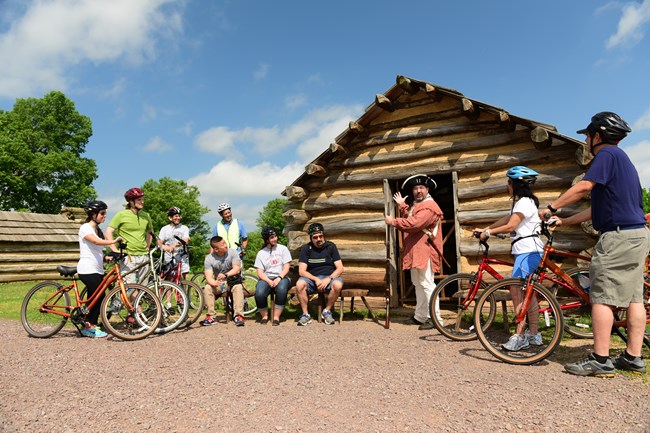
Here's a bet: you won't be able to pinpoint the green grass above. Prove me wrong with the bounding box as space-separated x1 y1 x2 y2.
0 281 42 320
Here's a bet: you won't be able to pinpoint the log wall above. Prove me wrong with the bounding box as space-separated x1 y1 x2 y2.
283 79 595 300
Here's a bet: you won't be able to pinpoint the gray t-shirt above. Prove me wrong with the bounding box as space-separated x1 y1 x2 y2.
204 248 240 277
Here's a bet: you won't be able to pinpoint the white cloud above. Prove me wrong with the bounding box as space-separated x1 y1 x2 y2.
143 136 173 152
633 107 650 130
140 103 158 123
194 104 362 161
285 93 307 110
0 0 184 98
606 0 650 48
623 139 650 187
101 77 127 99
253 63 270 81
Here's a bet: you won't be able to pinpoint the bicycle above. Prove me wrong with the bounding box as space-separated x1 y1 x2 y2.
474 221 650 365
431 233 592 341
158 235 205 328
21 244 163 341
120 238 190 334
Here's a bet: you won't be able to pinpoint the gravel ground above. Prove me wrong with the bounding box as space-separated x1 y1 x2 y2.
1 316 648 433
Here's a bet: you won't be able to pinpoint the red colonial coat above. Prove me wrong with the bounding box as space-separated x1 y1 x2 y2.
393 197 444 272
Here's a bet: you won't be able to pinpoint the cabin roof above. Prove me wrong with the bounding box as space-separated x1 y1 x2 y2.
284 75 586 192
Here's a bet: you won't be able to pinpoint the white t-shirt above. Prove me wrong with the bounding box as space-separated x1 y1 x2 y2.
510 197 544 255
159 224 190 261
254 244 292 279
77 223 105 275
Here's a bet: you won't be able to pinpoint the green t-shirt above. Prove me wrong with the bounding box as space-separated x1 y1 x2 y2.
108 209 153 255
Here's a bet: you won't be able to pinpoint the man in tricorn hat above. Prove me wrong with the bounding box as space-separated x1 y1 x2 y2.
385 174 444 330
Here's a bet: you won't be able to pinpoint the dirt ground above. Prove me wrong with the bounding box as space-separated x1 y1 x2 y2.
1 315 648 433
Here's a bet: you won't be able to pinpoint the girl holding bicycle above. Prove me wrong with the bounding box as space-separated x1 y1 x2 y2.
474 166 544 351
77 200 123 338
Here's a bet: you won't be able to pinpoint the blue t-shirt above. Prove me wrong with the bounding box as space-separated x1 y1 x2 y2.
298 241 341 276
583 146 645 231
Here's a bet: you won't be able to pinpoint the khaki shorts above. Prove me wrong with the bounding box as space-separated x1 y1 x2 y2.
589 227 650 307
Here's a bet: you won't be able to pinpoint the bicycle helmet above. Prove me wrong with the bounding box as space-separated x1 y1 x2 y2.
217 202 231 213
401 174 437 193
577 111 631 142
308 222 324 236
83 200 107 215
506 166 538 185
167 207 181 216
124 187 144 201
261 226 277 241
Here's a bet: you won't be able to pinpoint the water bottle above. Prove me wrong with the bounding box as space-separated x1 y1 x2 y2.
578 273 590 293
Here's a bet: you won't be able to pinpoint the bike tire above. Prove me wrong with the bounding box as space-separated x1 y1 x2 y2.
241 274 258 317
474 278 564 365
430 273 496 341
21 281 70 338
150 281 190 334
190 273 206 287
179 279 205 328
549 267 593 339
100 284 162 340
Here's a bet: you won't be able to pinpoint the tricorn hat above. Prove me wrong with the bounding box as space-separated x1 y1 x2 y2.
401 174 437 193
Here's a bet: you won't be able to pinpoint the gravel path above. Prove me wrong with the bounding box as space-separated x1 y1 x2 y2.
1 317 648 433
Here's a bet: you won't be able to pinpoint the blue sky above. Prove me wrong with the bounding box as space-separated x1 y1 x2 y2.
1 0 650 231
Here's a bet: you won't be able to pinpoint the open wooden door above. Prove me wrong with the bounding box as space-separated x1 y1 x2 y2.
383 179 398 329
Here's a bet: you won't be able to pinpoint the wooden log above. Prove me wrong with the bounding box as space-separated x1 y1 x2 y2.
458 203 586 224
530 126 552 150
396 75 420 94
461 98 477 118
375 94 395 112
349 121 365 135
283 186 308 201
290 216 386 236
574 142 593 167
0 252 78 262
282 209 311 225
459 234 595 256
0 243 79 253
329 142 349 156
302 192 385 212
305 163 327 177
499 110 516 131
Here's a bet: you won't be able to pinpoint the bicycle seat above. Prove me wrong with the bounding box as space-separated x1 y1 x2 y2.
57 265 78 277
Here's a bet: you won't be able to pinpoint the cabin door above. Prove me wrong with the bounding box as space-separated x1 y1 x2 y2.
385 173 459 306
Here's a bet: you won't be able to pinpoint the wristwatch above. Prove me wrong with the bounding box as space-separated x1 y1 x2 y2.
547 204 558 214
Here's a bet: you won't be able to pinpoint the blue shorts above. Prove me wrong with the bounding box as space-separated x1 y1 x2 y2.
298 276 344 294
511 252 542 279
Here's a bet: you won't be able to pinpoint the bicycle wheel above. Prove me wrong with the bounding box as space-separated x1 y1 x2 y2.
150 281 189 333
21 281 70 338
430 273 496 341
100 284 162 340
611 283 650 349
474 278 564 365
191 273 206 287
241 274 258 317
549 267 593 339
179 279 205 327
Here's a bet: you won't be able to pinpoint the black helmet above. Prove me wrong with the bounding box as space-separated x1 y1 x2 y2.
261 226 277 241
308 222 324 236
577 111 631 142
167 207 181 216
83 200 107 215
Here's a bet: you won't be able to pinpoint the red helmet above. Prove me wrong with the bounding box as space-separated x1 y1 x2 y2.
124 187 144 201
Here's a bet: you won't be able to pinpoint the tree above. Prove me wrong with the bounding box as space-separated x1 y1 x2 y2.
643 188 650 214
0 91 97 213
141 177 211 272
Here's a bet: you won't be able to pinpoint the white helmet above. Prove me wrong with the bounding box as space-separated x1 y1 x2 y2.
217 202 231 213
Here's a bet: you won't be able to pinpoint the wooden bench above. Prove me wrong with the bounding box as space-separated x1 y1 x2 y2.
337 289 378 324
272 286 326 322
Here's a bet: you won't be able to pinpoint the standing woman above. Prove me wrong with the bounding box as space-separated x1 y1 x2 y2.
254 226 292 326
77 200 122 338
473 166 545 351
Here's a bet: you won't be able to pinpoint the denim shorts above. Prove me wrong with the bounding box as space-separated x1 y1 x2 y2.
511 252 542 279
298 276 343 294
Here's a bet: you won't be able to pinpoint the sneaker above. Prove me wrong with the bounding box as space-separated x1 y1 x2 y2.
525 329 543 346
93 326 108 338
321 309 335 325
410 316 424 325
272 319 280 326
502 334 529 351
613 353 646 374
81 328 96 337
234 315 245 326
564 353 616 377
297 314 312 326
418 319 434 330
260 318 269 325
200 315 215 326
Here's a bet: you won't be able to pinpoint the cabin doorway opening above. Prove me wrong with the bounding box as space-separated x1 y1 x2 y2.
385 172 459 307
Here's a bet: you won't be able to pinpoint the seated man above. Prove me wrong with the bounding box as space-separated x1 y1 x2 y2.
295 223 344 326
200 236 246 327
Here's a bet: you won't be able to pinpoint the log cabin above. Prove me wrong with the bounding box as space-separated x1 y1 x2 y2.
282 75 595 307
0 208 85 283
